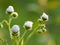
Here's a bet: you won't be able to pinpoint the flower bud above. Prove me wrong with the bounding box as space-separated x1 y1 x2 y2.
6 6 14 14
37 29 43 33
23 21 33 30
41 12 48 21
42 28 47 32
38 19 43 23
11 12 18 19
11 25 20 36
37 28 47 33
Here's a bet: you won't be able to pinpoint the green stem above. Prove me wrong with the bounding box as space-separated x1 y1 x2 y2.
12 36 19 45
25 25 40 44
8 17 19 45
8 18 12 39
21 39 24 45
1 20 9 26
20 30 27 42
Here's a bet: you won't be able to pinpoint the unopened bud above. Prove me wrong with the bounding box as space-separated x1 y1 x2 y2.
23 21 33 30
11 12 18 19
41 12 48 21
6 6 14 14
11 25 20 36
37 28 47 33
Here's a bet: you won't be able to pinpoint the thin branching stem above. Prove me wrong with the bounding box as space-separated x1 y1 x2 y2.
21 39 24 45
20 30 27 42
25 25 40 45
1 19 9 26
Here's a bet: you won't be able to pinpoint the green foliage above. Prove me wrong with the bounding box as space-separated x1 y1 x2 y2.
0 0 60 45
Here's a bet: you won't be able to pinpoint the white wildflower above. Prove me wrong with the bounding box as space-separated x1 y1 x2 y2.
23 21 33 30
6 6 14 14
11 25 20 32
41 12 48 21
11 25 20 36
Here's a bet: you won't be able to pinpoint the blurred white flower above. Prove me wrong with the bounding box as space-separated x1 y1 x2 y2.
41 12 48 21
11 12 18 19
11 25 20 33
23 21 33 30
6 6 14 14
11 25 20 36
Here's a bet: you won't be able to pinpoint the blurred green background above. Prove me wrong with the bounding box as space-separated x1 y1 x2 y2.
0 0 60 45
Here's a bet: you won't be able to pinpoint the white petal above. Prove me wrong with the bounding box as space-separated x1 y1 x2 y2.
6 6 14 12
11 25 20 32
41 12 48 21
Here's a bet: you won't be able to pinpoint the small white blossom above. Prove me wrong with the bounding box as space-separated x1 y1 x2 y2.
23 21 33 30
11 12 18 18
6 6 14 14
11 25 20 33
41 12 48 21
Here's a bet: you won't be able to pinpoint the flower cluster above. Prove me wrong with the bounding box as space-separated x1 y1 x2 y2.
0 5 49 36
37 12 48 33
0 5 49 45
10 12 48 36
